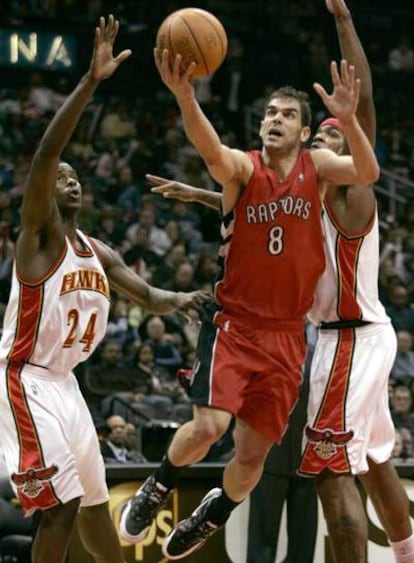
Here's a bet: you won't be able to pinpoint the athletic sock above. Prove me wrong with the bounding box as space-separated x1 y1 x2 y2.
206 488 241 526
391 533 414 563
154 455 186 490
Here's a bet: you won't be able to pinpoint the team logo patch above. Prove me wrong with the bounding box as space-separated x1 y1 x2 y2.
305 425 354 460
11 464 58 498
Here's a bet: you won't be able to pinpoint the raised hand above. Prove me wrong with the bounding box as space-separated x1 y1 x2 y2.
325 0 350 17
314 60 360 124
89 15 132 82
154 48 196 101
147 174 196 202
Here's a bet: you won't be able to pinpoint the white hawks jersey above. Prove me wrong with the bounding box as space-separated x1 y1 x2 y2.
309 203 389 325
0 230 110 375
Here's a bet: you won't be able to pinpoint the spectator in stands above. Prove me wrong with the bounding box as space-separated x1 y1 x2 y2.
163 262 198 294
83 340 138 418
152 241 188 287
126 206 171 257
391 384 414 435
400 427 414 460
101 415 137 463
388 35 414 72
143 315 183 376
123 223 160 280
391 429 404 462
116 164 140 211
100 98 136 140
106 297 129 348
386 284 414 332
124 423 147 463
392 330 414 380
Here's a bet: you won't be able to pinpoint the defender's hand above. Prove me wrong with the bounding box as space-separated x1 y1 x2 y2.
147 174 196 202
89 15 132 82
314 60 360 124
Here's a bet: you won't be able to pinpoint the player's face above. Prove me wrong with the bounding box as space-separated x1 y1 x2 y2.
55 162 82 213
311 125 346 155
260 97 310 153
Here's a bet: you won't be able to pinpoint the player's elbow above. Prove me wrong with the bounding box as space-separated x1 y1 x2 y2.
360 162 380 186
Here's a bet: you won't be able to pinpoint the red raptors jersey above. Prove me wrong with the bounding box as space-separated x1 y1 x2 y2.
215 149 325 324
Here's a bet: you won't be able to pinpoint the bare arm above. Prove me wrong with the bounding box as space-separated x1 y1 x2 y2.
92 239 211 315
154 49 252 212
313 60 379 186
21 16 131 233
147 174 221 211
327 0 375 144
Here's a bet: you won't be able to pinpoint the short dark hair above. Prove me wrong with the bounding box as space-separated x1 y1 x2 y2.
265 86 312 127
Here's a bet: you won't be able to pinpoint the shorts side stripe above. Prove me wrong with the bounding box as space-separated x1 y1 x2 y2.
299 328 355 476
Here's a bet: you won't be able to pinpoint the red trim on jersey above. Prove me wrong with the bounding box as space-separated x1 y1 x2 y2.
16 240 67 287
68 232 94 257
7 285 44 363
6 362 59 513
299 328 355 476
324 200 376 240
336 234 363 320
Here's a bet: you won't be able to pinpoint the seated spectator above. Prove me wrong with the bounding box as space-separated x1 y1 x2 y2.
143 316 183 375
105 298 129 347
83 340 138 418
392 330 414 380
101 415 138 464
390 384 414 435
163 262 198 293
131 343 189 419
124 423 147 463
123 224 160 280
126 206 171 257
388 35 414 72
152 241 188 287
386 284 414 332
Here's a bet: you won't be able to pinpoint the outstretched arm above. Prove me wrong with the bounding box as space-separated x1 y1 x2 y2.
327 0 375 144
92 239 211 315
312 60 379 187
21 15 131 233
154 49 252 212
147 174 221 211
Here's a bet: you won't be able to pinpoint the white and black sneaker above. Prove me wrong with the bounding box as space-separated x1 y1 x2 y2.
162 488 222 560
119 475 171 544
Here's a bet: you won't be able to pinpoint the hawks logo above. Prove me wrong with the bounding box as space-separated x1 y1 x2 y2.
11 465 58 498
305 425 354 460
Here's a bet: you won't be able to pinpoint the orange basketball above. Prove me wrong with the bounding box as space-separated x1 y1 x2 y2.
156 8 228 79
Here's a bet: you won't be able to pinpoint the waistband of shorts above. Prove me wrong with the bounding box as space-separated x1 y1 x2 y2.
318 320 392 339
319 319 371 330
1 361 69 380
214 310 305 332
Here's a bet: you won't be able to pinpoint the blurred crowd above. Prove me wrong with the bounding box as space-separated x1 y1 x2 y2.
0 1 412 469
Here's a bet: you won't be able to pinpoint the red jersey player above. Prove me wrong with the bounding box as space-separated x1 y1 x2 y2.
119 54 379 560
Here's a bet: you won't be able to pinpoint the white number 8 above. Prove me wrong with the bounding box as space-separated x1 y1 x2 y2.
268 226 284 255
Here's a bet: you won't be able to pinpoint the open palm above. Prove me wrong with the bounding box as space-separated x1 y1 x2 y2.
89 15 131 81
314 60 360 123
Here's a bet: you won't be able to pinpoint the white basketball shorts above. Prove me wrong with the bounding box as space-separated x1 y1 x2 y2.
299 322 396 476
0 363 108 516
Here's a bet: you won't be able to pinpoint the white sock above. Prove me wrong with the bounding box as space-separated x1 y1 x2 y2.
391 534 414 563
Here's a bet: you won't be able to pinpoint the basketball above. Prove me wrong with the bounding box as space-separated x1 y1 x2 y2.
156 8 228 79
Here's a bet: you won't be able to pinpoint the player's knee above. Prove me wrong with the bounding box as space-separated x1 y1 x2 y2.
316 474 357 516
192 416 228 445
234 448 268 474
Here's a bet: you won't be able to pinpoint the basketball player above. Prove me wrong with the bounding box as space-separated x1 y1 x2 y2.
144 2 414 562
298 2 414 563
0 16 209 563
119 46 380 560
